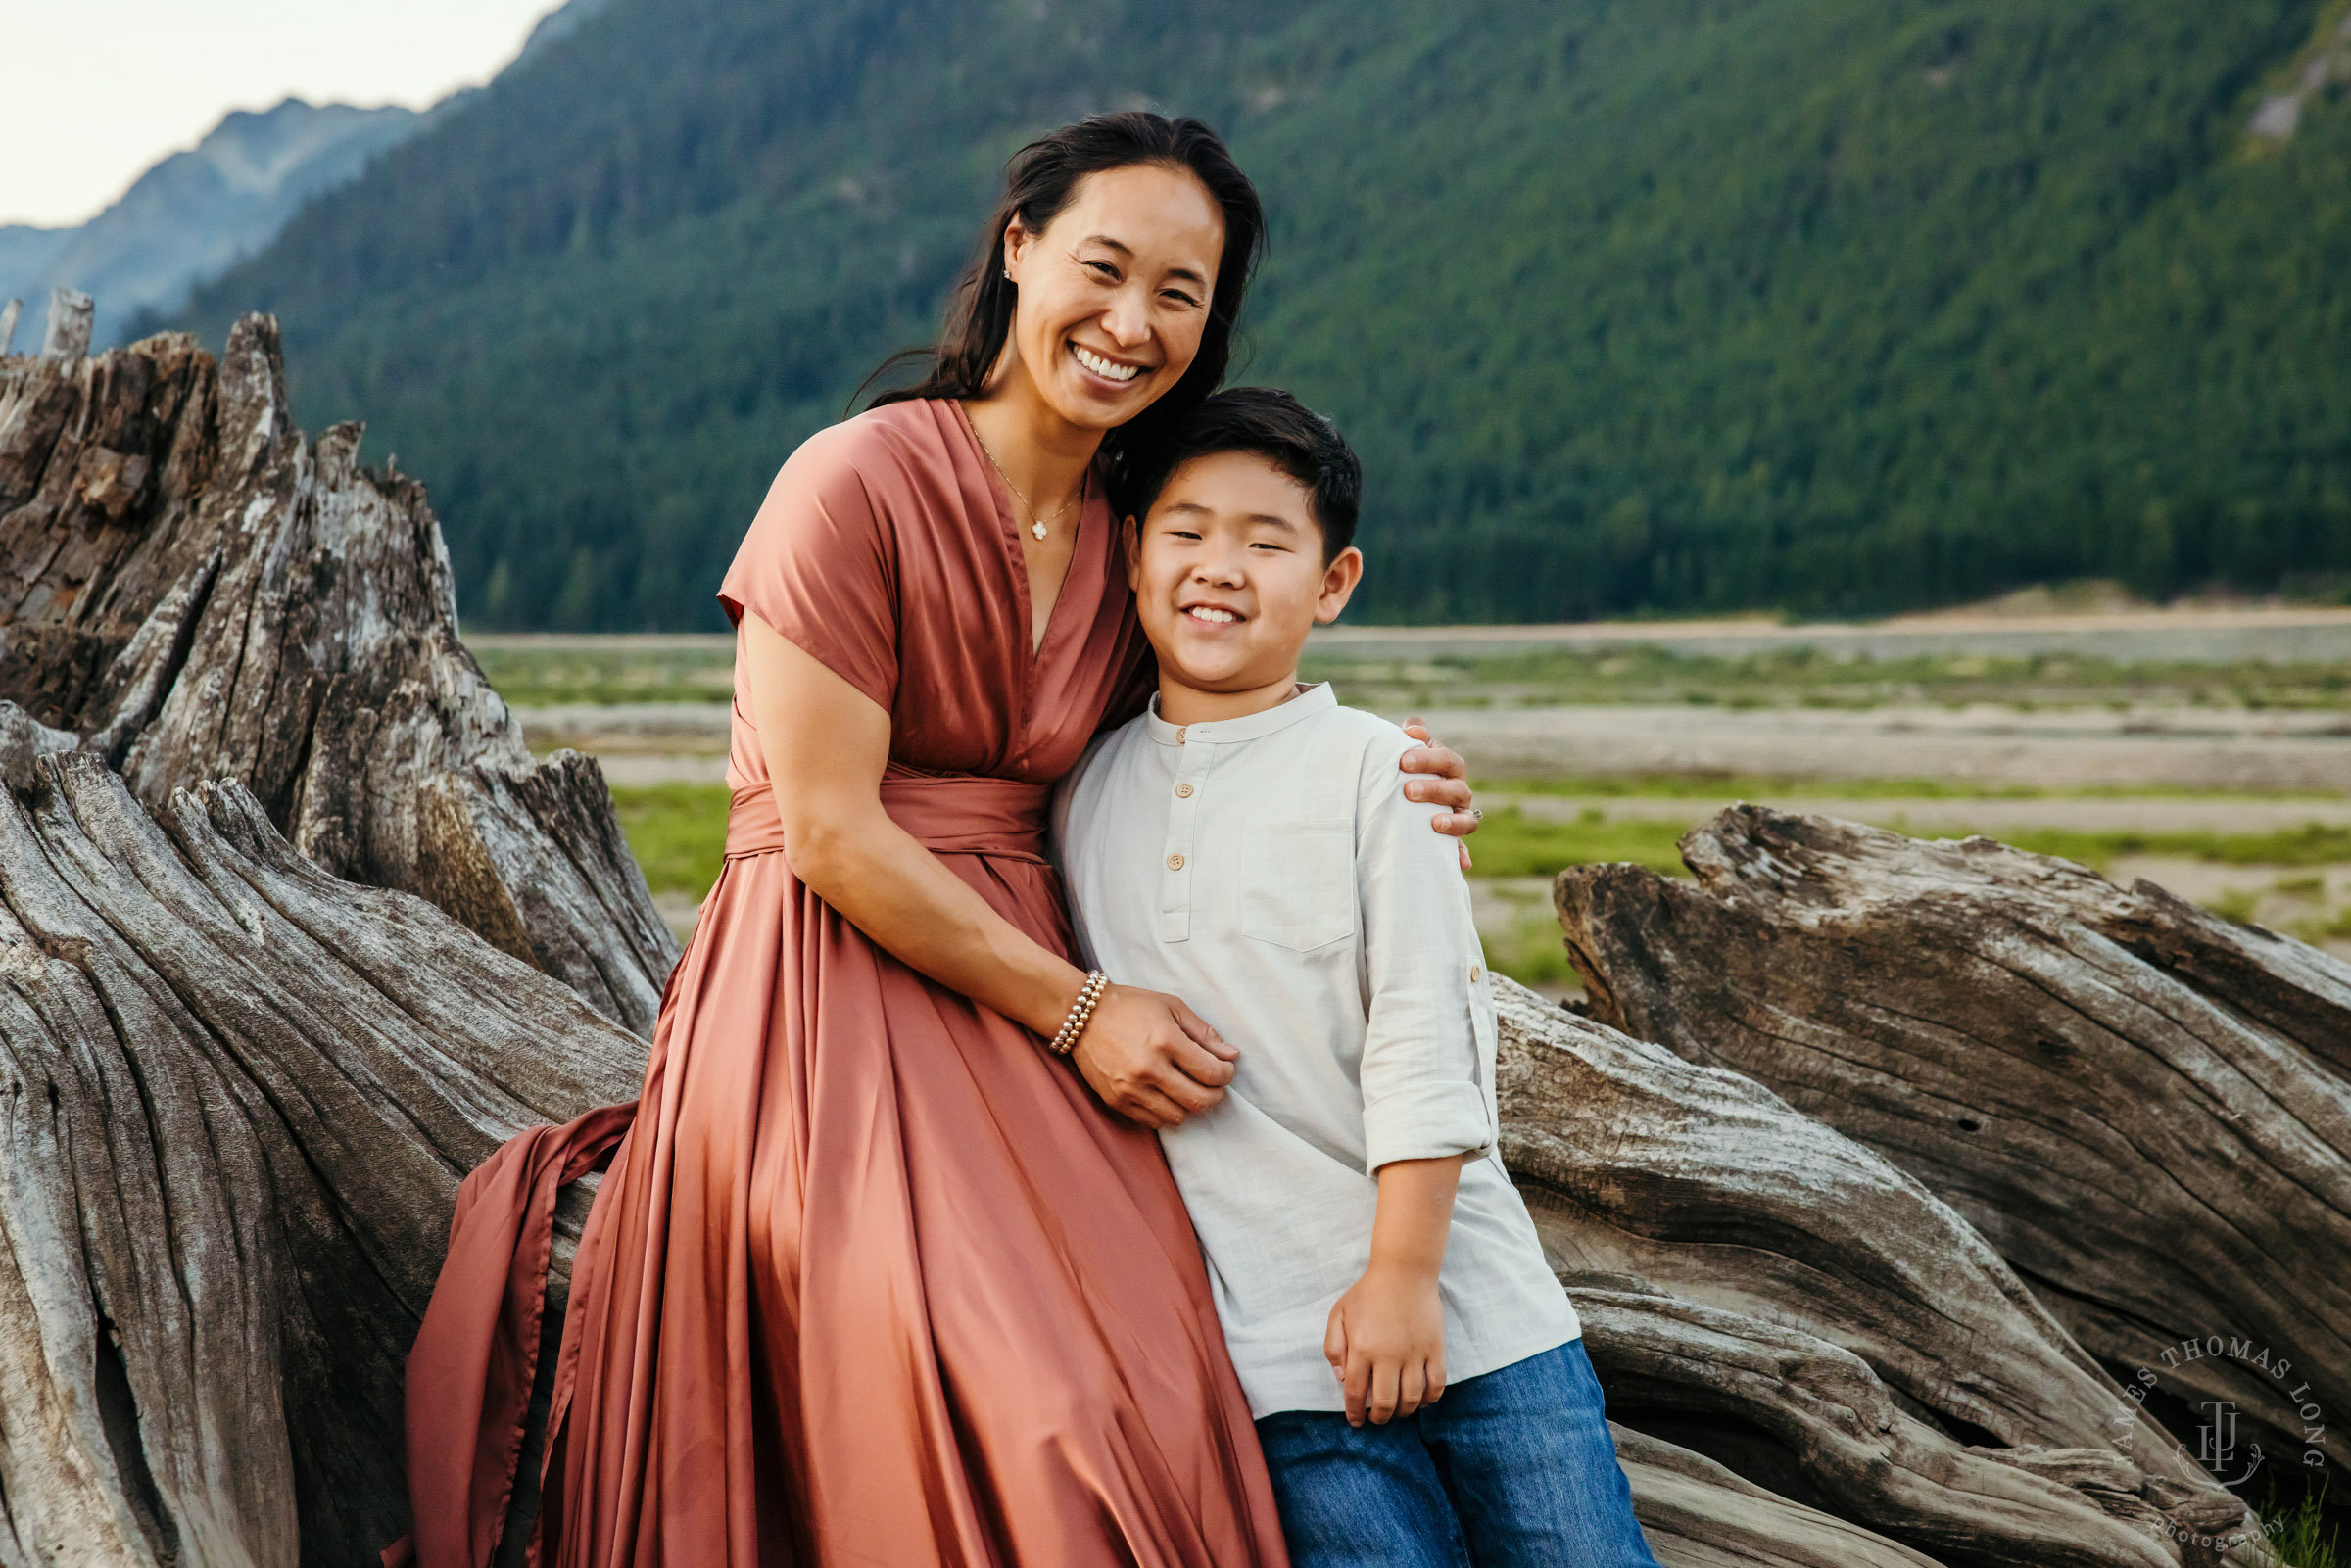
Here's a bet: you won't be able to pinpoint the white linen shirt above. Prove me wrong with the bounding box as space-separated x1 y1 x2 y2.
1053 683 1579 1418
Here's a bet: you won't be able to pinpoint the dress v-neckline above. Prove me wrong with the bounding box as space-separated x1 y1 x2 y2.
955 401 1092 665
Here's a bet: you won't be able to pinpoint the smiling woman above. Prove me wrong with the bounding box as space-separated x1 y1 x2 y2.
867 116 1262 488
395 111 1483 1568
869 124 1261 649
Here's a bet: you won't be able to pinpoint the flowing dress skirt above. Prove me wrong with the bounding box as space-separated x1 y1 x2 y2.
399 780 1288 1568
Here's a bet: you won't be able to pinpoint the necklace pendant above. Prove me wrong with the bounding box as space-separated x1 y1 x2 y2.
1031 520 1048 541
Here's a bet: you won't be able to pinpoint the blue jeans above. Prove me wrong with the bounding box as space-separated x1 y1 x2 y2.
1254 1340 1660 1568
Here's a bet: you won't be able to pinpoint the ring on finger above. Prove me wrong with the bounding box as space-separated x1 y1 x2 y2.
1467 806 1484 822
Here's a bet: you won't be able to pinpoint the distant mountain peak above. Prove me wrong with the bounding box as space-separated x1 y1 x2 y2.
515 0 626 68
0 98 421 349
0 0 638 351
196 99 418 196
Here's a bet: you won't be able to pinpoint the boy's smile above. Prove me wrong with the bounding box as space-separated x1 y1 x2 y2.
1128 449 1364 725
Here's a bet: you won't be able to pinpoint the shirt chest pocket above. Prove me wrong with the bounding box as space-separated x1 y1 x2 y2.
1238 819 1356 952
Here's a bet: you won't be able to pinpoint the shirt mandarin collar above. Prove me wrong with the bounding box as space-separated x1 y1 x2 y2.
1145 683 1338 747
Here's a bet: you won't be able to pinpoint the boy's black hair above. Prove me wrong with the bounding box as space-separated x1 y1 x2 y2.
1123 387 1363 559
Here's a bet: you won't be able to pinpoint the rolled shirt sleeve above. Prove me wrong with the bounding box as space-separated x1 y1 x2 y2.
1353 736 1497 1173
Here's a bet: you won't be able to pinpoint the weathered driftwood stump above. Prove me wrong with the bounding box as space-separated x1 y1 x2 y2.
1556 807 2351 1529
0 318 677 1034
0 752 643 1566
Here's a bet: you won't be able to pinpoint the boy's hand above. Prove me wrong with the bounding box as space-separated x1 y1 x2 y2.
1324 1263 1447 1427
1071 984 1237 1129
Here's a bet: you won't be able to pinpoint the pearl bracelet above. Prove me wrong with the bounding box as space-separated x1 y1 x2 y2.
1049 970 1110 1056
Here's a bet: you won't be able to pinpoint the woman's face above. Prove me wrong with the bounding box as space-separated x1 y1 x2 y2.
1001 164 1225 432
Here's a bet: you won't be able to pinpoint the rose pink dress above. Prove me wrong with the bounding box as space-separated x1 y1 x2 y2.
395 400 1290 1567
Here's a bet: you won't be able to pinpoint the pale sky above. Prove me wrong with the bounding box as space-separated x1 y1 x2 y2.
3 0 565 226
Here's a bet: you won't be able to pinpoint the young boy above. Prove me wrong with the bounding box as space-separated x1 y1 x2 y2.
1053 389 1660 1568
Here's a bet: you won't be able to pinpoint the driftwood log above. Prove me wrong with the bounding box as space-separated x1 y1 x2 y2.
0 312 2315 1564
0 316 677 1035
0 761 2255 1566
1557 807 2350 1533
1494 977 2248 1566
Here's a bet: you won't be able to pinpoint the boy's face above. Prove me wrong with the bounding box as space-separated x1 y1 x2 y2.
1128 451 1364 699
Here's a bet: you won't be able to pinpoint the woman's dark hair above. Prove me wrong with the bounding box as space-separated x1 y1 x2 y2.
1127 387 1363 559
865 112 1266 507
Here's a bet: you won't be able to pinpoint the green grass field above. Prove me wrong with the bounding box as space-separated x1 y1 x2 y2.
605 784 2351 894
1464 806 2351 880
1299 645 2351 714
1478 772 2348 802
538 617 2351 990
473 643 735 706
610 783 734 897
608 782 2351 990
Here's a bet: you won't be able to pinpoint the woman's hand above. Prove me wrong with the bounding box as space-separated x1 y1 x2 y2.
1070 984 1238 1129
745 623 1227 1100
1400 717 1478 870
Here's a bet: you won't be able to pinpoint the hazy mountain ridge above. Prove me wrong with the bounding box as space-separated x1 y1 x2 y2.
3 98 422 350
174 0 2351 628
0 0 632 352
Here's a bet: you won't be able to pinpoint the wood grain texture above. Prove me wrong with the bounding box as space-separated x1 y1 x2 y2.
1555 805 2351 1514
0 763 2274 1564
0 318 678 1033
1494 975 2248 1567
0 751 643 1565
39 288 92 362
1613 1423 1951 1568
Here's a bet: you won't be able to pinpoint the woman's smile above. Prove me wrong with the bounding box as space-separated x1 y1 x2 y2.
1071 342 1145 384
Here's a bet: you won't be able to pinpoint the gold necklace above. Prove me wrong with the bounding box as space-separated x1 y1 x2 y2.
972 428 1084 541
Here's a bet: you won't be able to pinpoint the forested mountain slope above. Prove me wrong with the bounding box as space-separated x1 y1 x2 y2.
176 0 2351 627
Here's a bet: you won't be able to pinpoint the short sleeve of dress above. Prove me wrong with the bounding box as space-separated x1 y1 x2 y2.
717 420 900 712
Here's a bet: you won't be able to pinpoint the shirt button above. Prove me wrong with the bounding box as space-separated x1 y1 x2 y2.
1176 726 1187 743
1167 853 1185 871
1175 782 1194 798
1470 965 1484 982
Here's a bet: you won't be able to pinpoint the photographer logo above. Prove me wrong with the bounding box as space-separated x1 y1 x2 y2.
2104 1333 2330 1552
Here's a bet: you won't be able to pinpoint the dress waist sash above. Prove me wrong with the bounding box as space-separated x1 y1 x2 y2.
726 766 1052 865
